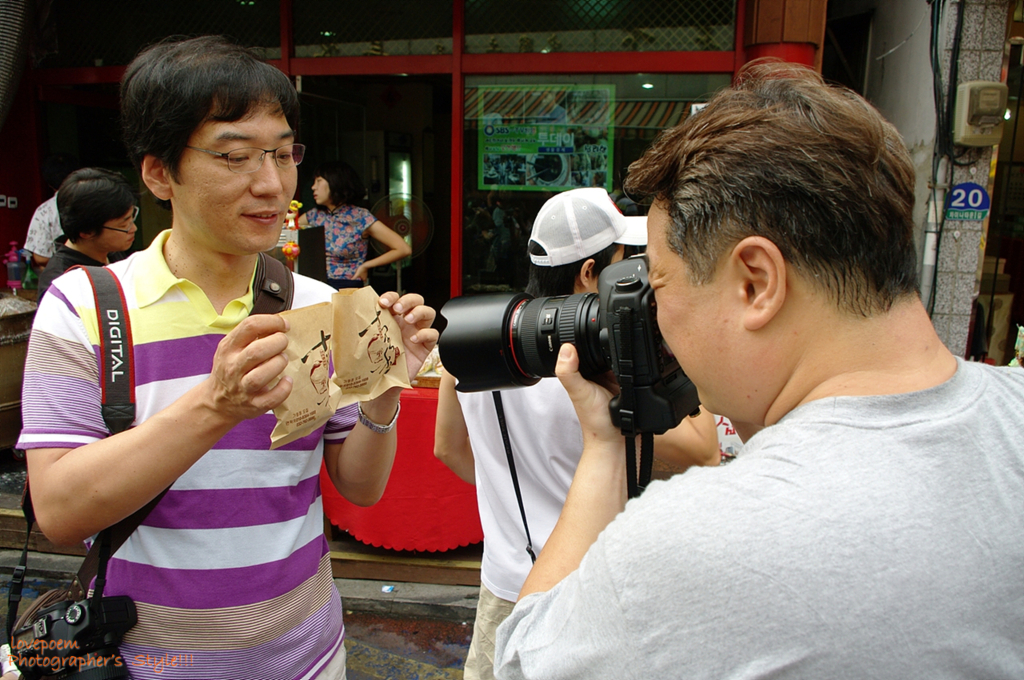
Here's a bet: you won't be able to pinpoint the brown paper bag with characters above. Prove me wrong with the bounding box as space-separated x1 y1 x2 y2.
332 287 411 406
270 302 344 449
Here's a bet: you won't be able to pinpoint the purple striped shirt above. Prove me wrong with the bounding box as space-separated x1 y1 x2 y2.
18 233 354 679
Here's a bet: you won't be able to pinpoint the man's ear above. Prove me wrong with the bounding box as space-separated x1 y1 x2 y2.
726 236 787 331
141 155 174 201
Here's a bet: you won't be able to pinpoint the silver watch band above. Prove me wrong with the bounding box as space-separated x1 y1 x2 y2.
357 401 401 434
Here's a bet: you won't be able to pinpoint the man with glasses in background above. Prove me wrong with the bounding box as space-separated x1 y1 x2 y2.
37 167 139 300
18 36 438 680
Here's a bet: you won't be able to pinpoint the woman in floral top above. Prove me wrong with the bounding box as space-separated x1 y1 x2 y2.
297 161 411 288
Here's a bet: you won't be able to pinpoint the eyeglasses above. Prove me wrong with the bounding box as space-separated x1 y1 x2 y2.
184 143 306 174
101 206 140 234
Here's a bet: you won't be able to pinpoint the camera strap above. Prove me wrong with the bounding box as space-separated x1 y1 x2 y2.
614 305 654 498
491 391 537 564
624 434 655 499
6 266 140 646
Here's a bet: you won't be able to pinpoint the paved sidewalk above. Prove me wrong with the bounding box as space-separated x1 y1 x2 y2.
0 549 479 678
344 610 471 680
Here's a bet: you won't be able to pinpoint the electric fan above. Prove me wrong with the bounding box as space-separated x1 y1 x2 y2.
369 194 435 294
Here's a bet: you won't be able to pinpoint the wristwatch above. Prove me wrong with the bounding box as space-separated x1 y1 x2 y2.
358 401 401 434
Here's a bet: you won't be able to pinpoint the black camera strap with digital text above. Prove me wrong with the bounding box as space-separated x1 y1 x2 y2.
492 391 537 564
6 256 294 647
5 265 138 647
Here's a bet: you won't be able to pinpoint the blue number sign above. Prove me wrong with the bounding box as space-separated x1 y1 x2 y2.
945 182 991 221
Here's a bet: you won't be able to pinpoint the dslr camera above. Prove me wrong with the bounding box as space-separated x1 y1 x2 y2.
439 255 700 435
12 595 136 679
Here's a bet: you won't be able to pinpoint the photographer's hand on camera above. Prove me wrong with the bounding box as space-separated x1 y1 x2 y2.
518 342 627 599
555 344 622 450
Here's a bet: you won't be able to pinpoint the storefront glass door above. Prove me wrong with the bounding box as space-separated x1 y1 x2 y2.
460 72 730 294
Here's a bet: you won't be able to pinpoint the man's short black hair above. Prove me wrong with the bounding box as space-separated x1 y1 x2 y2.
120 35 300 188
57 168 138 243
525 242 620 298
313 160 365 208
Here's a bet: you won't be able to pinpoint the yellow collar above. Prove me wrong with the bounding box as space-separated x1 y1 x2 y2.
134 230 182 308
133 230 258 326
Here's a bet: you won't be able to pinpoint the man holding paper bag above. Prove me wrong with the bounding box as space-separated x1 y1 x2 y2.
18 36 437 680
269 288 419 449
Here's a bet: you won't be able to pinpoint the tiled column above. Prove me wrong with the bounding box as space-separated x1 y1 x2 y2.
930 0 1007 355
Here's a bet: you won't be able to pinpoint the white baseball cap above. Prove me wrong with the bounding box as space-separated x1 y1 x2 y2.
619 216 648 246
529 188 648 267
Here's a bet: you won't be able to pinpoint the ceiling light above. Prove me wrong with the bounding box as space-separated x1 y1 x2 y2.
642 82 654 89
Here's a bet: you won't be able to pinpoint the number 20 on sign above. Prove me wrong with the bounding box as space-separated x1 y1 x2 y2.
945 182 991 221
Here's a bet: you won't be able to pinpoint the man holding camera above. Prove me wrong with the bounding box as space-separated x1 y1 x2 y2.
493 63 1024 678
435 187 719 680
18 36 437 679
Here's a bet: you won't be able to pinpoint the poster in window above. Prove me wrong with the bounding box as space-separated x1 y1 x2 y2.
476 84 614 192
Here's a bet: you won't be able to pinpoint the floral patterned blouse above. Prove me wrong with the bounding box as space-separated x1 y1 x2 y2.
304 204 377 280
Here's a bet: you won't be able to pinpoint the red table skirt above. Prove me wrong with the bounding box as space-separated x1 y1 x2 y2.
320 387 483 552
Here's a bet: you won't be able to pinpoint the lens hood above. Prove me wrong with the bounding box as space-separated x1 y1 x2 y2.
439 293 540 392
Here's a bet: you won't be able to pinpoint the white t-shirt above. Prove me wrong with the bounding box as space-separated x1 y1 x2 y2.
496 361 1024 679
24 195 62 258
457 379 583 602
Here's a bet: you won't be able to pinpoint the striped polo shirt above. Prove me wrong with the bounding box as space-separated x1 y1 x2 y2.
18 230 354 680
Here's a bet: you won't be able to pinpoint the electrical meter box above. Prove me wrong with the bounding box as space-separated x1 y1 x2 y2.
954 81 1008 147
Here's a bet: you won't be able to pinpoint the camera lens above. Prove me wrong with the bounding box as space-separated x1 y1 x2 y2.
511 294 605 380
439 292 607 393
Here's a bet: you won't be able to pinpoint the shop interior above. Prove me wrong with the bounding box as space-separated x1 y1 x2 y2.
982 35 1024 365
293 75 453 314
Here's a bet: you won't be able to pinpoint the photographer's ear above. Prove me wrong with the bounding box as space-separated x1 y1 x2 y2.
728 236 786 331
575 258 599 294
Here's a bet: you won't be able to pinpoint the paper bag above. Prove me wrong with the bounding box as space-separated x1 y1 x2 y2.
270 302 344 449
331 286 411 407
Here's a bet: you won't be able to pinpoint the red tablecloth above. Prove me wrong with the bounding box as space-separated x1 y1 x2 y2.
320 387 483 552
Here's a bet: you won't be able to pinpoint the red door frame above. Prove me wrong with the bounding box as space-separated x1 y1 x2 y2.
25 0 747 297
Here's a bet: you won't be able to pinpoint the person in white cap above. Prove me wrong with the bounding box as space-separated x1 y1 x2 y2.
434 187 718 680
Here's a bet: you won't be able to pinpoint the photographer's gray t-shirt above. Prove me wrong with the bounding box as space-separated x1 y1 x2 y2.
495 360 1024 679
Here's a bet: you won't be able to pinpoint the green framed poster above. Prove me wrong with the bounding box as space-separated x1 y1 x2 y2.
476 84 615 192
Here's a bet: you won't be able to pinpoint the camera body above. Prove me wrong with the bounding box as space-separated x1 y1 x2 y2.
596 256 701 434
13 595 135 679
439 255 700 435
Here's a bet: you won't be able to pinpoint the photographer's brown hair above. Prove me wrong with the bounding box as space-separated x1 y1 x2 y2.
625 60 919 317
